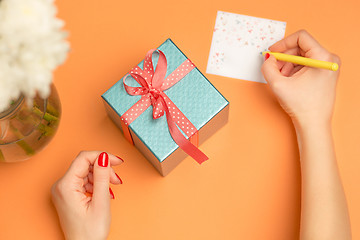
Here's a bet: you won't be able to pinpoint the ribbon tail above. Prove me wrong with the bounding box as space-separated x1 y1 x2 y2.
163 100 208 164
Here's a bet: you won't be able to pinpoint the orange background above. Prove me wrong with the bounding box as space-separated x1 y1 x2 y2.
0 0 359 239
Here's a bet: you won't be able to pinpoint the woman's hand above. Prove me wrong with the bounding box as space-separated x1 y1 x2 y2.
51 151 123 240
262 30 351 240
261 30 341 128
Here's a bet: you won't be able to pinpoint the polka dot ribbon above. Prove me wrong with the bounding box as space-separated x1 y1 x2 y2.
121 49 208 164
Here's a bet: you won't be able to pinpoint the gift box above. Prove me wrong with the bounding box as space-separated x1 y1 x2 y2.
102 39 229 176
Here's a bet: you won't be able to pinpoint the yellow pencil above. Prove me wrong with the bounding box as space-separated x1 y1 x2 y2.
261 51 339 71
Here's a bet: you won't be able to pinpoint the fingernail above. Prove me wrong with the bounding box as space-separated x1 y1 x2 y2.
116 155 124 162
109 188 115 199
98 152 109 167
115 173 123 184
264 53 270 60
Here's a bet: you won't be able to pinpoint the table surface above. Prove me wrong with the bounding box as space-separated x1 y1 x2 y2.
1 0 359 239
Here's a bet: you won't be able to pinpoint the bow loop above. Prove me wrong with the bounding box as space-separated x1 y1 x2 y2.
151 50 167 89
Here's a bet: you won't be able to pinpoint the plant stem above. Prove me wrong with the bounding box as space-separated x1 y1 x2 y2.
9 124 35 156
46 101 60 117
0 149 5 162
16 140 35 155
33 106 58 122
38 123 55 137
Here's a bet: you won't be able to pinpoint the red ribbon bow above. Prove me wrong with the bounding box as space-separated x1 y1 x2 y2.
121 49 208 164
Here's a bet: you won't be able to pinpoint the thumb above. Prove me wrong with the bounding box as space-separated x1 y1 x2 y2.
92 152 111 210
261 54 283 85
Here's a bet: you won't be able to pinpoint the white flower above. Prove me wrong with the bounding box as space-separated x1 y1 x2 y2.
0 0 69 112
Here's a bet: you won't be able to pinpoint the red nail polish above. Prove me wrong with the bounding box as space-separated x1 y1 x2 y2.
265 53 270 60
115 173 123 184
98 152 109 167
109 188 115 199
116 155 124 162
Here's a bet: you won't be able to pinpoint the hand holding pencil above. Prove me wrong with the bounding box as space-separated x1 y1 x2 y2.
261 30 341 126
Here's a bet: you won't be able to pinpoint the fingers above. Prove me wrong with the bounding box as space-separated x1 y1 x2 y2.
61 150 124 207
261 54 284 85
110 168 123 184
269 30 324 57
266 30 339 77
91 167 123 184
67 151 123 178
289 65 306 77
86 168 122 188
84 182 93 193
280 62 297 77
92 152 112 210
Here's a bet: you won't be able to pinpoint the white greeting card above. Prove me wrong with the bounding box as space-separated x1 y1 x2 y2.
206 11 286 83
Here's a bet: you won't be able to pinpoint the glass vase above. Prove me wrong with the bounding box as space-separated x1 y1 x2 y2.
0 85 61 162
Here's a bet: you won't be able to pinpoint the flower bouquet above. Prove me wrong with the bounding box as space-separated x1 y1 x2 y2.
0 0 69 162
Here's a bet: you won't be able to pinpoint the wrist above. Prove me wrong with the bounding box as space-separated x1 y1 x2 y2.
67 235 106 240
292 115 332 133
292 118 333 156
293 118 332 138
